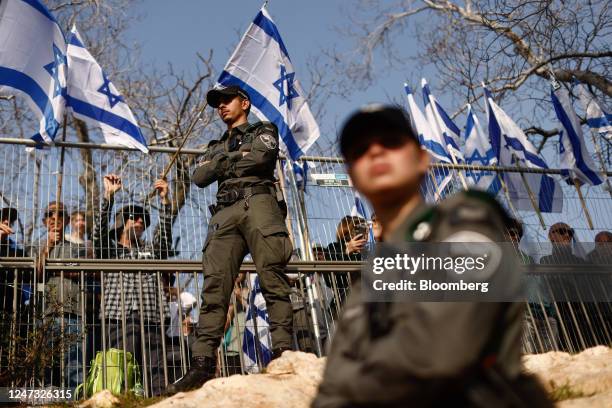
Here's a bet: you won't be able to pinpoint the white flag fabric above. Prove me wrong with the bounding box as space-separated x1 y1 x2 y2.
485 87 564 213
551 86 603 186
464 104 501 195
242 274 272 374
217 6 319 160
574 82 611 142
66 26 148 153
404 83 452 198
404 84 450 163
0 0 67 143
421 78 464 162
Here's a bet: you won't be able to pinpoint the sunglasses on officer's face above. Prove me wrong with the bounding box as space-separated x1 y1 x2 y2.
345 133 412 163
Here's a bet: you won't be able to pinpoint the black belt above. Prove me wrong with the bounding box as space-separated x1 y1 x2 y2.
210 185 274 215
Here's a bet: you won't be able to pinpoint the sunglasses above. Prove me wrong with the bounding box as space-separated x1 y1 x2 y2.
127 213 146 222
45 211 67 220
345 133 412 162
552 228 573 236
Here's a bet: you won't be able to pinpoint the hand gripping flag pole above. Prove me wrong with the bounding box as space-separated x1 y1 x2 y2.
146 103 209 201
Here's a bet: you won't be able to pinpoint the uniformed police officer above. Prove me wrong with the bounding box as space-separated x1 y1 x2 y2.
312 106 552 407
167 85 293 394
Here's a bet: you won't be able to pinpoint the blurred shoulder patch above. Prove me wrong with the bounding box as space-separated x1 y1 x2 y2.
443 230 494 243
260 133 277 149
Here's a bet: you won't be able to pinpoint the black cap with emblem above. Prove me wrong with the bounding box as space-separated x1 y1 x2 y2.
207 85 251 108
339 105 419 163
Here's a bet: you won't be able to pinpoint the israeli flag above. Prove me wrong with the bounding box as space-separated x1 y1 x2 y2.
65 26 148 153
285 159 308 192
404 83 452 197
464 104 501 195
217 6 319 160
421 78 464 161
574 81 611 142
242 274 272 374
0 0 67 143
551 86 603 186
484 86 563 213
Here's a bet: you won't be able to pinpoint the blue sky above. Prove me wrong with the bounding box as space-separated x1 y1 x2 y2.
123 1 611 242
125 0 432 144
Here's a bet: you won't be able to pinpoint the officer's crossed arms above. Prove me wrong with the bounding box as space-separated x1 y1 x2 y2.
192 122 279 188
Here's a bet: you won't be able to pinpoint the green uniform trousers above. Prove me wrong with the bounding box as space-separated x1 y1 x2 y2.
192 193 293 358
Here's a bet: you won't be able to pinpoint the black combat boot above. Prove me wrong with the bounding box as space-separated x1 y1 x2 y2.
166 356 216 395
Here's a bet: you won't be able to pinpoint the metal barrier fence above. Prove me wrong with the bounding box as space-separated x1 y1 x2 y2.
0 138 611 398
1 259 610 398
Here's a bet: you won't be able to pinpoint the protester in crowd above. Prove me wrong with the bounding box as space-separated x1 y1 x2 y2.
65 210 93 256
540 222 585 264
0 206 30 359
540 226 599 352
37 202 89 390
325 215 368 261
370 213 382 243
587 231 612 264
0 207 26 257
506 219 534 263
93 174 174 397
312 244 327 261
1 207 29 311
507 219 559 354
313 105 551 407
323 216 367 311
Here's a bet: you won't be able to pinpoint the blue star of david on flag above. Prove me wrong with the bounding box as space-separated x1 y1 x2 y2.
273 64 299 109
97 72 124 108
464 150 491 184
43 44 66 98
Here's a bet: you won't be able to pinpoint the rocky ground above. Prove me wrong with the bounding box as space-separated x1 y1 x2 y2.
78 347 612 408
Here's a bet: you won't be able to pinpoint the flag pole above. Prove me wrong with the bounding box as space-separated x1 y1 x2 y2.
55 113 68 201
512 154 546 229
447 149 469 190
147 103 208 199
589 132 612 199
572 178 594 229
427 169 442 202
496 173 520 219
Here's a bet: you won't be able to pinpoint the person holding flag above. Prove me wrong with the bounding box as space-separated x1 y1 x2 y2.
167 83 294 394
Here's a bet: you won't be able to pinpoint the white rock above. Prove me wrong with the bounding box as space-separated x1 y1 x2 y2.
150 351 325 408
523 346 612 396
78 389 120 408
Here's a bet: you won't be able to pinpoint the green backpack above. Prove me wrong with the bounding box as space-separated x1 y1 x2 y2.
76 348 144 399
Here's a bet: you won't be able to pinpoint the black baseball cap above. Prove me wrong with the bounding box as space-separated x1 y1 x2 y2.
339 105 418 163
0 207 18 224
206 85 250 108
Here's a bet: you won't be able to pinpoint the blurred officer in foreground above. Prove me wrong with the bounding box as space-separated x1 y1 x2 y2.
312 105 552 407
167 85 293 394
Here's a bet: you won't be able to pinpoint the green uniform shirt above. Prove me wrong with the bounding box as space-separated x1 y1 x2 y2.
313 190 528 407
192 121 279 194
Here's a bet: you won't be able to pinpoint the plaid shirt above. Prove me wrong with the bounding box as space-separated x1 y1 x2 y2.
93 197 173 322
